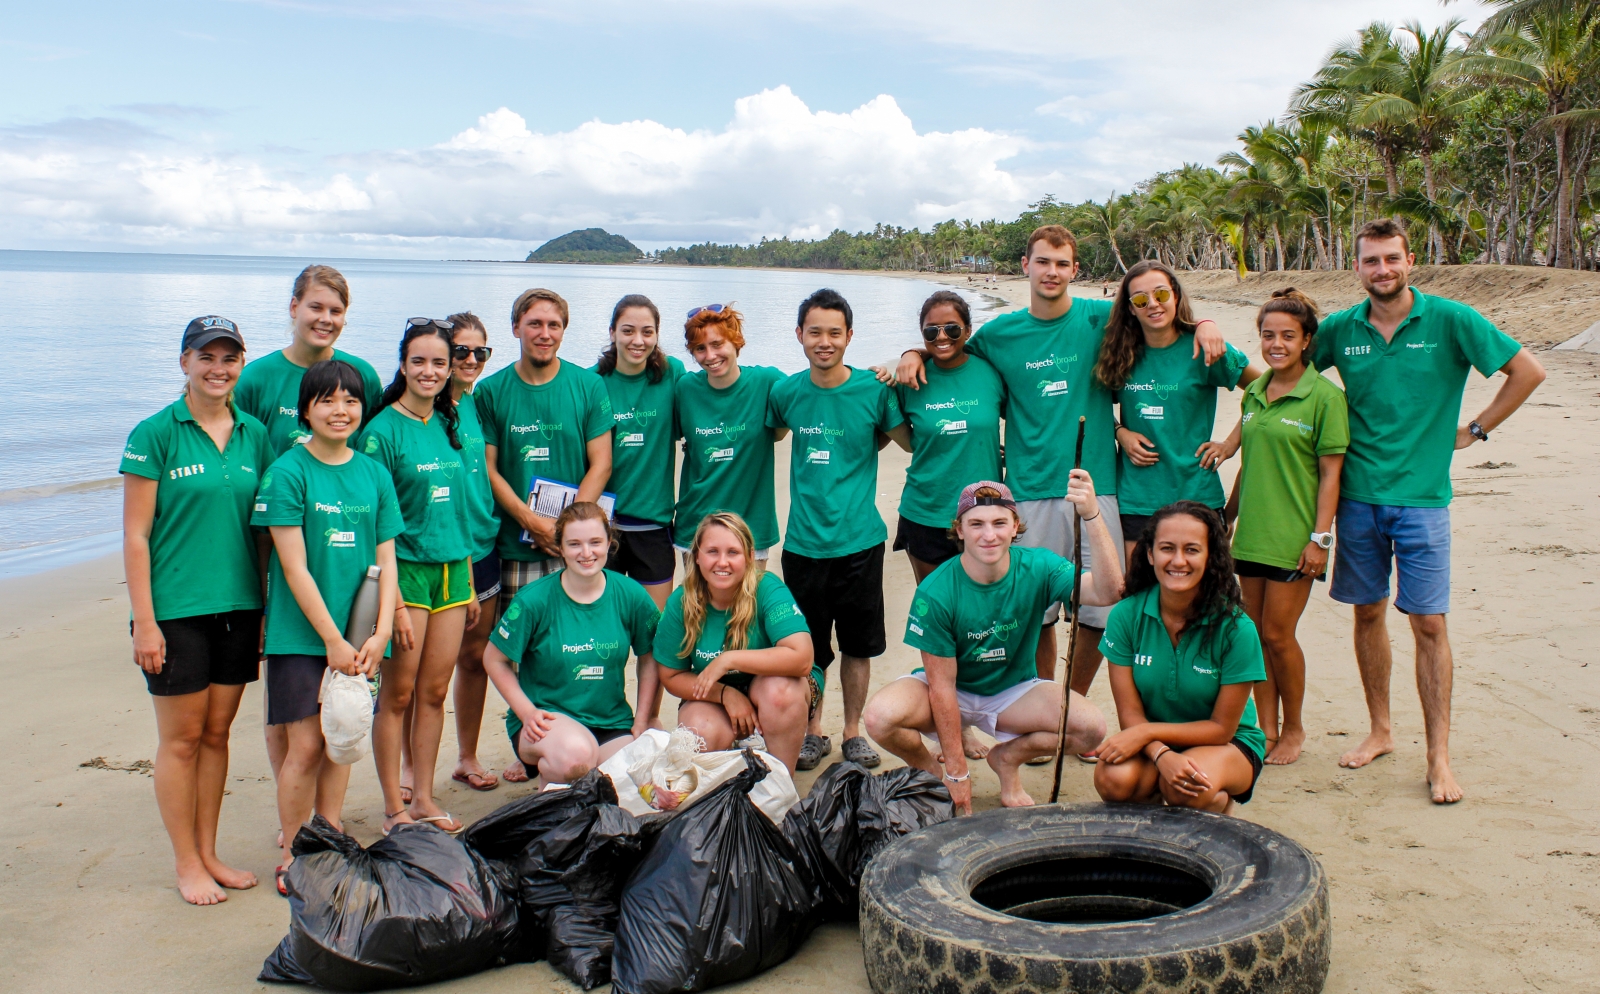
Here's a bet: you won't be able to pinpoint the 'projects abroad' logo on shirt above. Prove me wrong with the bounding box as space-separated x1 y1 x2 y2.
511 421 564 461
1024 352 1079 397
797 423 844 465
615 407 659 447
695 421 746 462
1279 417 1314 437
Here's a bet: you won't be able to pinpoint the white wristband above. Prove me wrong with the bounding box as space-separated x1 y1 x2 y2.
942 770 971 783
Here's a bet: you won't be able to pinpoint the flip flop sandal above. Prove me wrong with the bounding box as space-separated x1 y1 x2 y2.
414 813 465 835
274 865 290 897
399 786 414 805
452 770 500 791
842 735 881 769
1025 754 1054 765
796 734 830 772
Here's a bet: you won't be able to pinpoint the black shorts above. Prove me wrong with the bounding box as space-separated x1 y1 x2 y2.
135 610 261 697
1121 507 1225 548
1230 737 1265 805
509 723 632 763
892 516 960 567
473 550 502 602
1235 558 1325 584
266 654 327 726
780 543 886 668
612 526 676 585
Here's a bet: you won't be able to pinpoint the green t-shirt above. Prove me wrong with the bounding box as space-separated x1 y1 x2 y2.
965 299 1117 500
903 546 1076 696
1232 367 1350 570
1309 290 1521 507
595 356 686 527
1115 339 1250 515
766 367 904 559
251 445 407 655
1099 586 1268 762
490 569 660 736
473 359 614 562
673 365 785 550
454 390 501 561
353 405 474 565
234 348 385 459
119 397 274 621
653 572 822 695
895 357 1007 529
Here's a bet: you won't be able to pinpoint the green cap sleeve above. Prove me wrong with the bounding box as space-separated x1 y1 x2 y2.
904 578 956 657
651 587 690 670
251 458 305 526
1098 599 1135 667
374 470 407 544
120 417 165 480
1219 610 1267 685
757 574 810 643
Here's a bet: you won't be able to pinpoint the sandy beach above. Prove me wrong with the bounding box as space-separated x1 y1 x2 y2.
4 277 1599 994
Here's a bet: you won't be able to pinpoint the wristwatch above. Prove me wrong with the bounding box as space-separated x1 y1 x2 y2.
1310 532 1334 550
1469 421 1489 442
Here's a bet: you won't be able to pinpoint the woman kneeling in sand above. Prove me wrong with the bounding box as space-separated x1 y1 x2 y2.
863 477 1121 815
1094 502 1267 813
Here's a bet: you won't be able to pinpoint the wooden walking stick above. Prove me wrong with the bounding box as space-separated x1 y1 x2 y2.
1049 416 1088 804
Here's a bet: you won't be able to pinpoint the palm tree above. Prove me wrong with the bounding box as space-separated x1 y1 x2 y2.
1293 22 1411 198
1084 195 1132 273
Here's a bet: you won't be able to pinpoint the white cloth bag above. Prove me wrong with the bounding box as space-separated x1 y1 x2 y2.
319 669 375 765
599 727 799 825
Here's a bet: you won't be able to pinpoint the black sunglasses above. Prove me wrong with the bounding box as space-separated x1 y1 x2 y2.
451 345 492 363
406 316 455 333
921 322 966 342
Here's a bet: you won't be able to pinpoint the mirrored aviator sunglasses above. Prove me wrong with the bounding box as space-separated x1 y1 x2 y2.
451 345 492 363
1128 287 1173 309
686 303 727 320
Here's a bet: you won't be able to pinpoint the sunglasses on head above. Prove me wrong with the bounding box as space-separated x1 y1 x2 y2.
920 322 965 342
687 303 727 320
406 316 455 332
1128 287 1173 309
451 345 492 363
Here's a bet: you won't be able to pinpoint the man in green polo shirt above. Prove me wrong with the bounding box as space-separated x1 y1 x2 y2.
1310 218 1546 804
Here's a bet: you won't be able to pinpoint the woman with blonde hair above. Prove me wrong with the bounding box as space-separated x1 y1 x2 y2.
653 511 815 772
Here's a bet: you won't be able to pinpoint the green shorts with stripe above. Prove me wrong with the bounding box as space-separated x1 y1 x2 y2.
398 557 474 613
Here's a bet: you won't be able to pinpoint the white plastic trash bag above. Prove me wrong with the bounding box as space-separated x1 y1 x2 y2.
320 669 375 765
601 727 799 825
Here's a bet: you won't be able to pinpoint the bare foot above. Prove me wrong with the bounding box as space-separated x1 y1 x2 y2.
1427 757 1463 804
1265 728 1305 766
202 857 258 891
646 717 666 732
502 762 530 784
961 727 990 760
408 799 463 833
176 864 227 906
998 784 1036 807
399 768 414 805
382 809 416 835
1338 732 1394 769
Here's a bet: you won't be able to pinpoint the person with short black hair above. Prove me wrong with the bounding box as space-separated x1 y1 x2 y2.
122 315 273 905
769 288 911 771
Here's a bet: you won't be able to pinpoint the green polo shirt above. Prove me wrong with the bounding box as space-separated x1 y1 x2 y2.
119 397 273 621
1232 367 1350 570
473 359 614 562
454 390 501 561
896 356 1007 529
1099 587 1267 762
673 365 786 550
653 571 822 695
234 348 385 458
1309 289 1521 507
904 546 1076 696
767 367 904 559
595 356 686 527
965 299 1117 500
251 445 407 655
354 405 475 565
491 569 660 736
1115 340 1250 515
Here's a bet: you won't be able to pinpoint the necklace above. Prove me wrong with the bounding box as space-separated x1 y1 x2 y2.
397 398 432 423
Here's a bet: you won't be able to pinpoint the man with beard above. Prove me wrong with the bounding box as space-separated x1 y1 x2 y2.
1311 218 1545 804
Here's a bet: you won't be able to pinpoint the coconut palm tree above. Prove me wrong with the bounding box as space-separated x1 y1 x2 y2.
1293 22 1412 198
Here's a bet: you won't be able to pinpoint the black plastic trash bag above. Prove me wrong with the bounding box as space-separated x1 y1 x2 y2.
856 764 954 864
611 752 819 994
516 803 645 989
258 816 518 991
462 768 617 861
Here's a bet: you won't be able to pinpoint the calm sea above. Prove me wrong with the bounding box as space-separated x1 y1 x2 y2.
0 251 998 578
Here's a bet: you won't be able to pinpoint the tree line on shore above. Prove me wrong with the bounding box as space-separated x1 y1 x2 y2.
653 1 1600 278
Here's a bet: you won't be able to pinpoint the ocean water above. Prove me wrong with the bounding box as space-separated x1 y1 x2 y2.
0 251 998 577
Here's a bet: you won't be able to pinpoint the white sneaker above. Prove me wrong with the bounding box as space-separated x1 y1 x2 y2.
734 733 767 753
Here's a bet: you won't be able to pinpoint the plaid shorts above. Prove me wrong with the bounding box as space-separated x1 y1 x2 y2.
497 558 563 618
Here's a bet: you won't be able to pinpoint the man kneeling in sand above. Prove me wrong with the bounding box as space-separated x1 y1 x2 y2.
864 479 1122 814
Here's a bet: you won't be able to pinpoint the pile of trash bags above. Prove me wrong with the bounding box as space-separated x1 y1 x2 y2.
261 747 952 992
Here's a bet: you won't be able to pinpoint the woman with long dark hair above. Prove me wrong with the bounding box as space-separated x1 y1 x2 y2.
356 318 476 835
122 316 271 904
1097 261 1258 557
1093 502 1268 814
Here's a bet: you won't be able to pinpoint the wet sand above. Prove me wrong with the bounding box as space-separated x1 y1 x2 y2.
3 282 1598 994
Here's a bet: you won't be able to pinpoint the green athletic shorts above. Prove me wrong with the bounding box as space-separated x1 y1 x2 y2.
398 557 474 613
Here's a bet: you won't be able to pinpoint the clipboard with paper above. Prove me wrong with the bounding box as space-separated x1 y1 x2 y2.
520 476 617 544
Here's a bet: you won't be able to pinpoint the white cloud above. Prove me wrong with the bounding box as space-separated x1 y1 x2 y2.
0 87 1030 255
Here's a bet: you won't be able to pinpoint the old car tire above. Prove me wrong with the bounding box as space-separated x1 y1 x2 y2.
860 804 1329 994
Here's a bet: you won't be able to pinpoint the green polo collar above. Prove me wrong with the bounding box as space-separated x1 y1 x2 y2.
1137 585 1164 621
173 394 245 433
1244 364 1321 403
1353 287 1431 334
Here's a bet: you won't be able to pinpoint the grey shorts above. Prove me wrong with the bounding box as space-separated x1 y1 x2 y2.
1015 495 1123 628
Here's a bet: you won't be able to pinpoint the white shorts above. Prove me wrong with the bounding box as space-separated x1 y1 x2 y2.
898 672 1051 743
1015 495 1123 629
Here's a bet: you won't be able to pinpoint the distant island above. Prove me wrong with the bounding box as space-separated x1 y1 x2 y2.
527 228 643 264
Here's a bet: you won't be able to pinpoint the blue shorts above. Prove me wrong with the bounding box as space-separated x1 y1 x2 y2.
1330 499 1451 615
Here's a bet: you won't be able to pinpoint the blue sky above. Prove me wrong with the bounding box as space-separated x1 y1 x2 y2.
3 1 1486 257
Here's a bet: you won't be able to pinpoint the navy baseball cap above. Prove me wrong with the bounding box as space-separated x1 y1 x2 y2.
182 315 245 352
